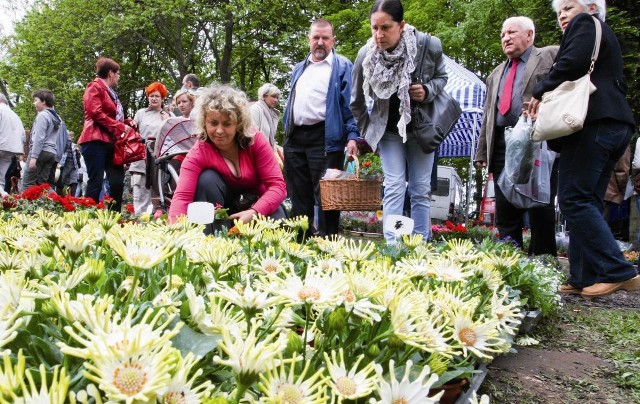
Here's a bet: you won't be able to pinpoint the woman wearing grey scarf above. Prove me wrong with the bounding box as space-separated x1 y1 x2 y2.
351 0 448 243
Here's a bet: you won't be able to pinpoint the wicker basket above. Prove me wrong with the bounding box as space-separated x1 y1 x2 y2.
319 155 382 211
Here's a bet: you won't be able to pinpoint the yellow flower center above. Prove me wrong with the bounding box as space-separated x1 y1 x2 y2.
264 263 278 272
298 286 321 302
336 376 357 396
113 361 148 396
392 398 409 404
341 289 356 303
459 327 477 346
278 383 303 403
163 391 187 404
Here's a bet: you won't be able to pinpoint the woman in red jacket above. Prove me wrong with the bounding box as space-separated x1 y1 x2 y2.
78 57 134 212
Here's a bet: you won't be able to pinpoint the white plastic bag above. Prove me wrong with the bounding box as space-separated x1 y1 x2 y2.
498 115 556 209
503 115 536 184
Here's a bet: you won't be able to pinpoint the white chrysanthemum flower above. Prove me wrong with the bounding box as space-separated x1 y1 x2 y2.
452 310 506 360
0 271 34 341
340 239 375 262
394 257 430 278
444 238 480 263
59 307 180 361
372 359 442 404
425 257 473 282
254 214 282 230
280 241 316 260
184 237 242 276
261 228 298 246
83 348 174 403
345 265 388 301
57 226 96 255
268 268 346 309
255 253 293 276
106 229 177 270
214 319 287 386
313 235 346 257
338 288 385 324
8 234 40 252
94 209 122 232
13 364 69 404
185 283 243 336
258 355 328 403
430 283 481 319
388 293 451 354
323 349 377 401
211 276 286 316
161 352 214 403
516 336 540 346
0 349 25 397
260 306 300 331
401 233 425 248
315 257 344 273
475 263 504 290
0 247 27 272
282 215 309 232
411 243 437 259
46 288 114 328
482 250 520 270
233 219 266 241
490 289 523 335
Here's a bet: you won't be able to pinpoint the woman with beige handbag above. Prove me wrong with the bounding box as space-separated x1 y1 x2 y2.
527 0 638 298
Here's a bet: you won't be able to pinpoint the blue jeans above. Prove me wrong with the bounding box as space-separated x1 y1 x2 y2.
558 120 636 288
378 131 434 242
81 141 125 212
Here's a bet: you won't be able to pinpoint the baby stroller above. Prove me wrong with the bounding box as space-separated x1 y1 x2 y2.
147 117 197 211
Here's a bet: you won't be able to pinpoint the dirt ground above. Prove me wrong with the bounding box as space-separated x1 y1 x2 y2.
479 290 640 403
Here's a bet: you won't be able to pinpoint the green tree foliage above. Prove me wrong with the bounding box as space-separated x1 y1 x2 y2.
0 0 637 135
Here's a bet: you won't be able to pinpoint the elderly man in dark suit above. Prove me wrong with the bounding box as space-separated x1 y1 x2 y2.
475 16 558 254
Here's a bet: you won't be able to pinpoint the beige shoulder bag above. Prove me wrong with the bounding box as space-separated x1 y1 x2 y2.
531 16 601 142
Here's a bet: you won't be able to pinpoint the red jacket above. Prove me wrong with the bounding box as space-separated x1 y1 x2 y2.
78 78 126 145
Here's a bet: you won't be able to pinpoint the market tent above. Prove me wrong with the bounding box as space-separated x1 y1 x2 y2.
438 55 487 158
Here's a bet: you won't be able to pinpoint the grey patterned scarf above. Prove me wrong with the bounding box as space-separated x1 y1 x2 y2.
362 24 418 141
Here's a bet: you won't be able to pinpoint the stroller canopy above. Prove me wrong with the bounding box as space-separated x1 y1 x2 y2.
156 117 197 158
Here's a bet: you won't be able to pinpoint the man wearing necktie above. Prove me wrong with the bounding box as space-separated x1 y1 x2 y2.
475 16 559 254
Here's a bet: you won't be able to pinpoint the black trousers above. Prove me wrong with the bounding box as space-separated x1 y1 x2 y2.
284 123 343 236
194 169 286 234
491 126 558 256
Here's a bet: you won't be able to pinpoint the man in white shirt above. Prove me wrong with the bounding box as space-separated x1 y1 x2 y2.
0 93 25 196
283 19 359 237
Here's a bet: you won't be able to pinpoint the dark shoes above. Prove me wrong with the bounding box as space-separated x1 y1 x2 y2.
581 275 640 298
559 284 582 295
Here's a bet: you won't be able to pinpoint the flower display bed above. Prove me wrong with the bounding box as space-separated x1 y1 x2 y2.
0 190 564 402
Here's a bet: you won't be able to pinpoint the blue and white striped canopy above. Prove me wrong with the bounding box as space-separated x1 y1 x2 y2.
438 55 487 158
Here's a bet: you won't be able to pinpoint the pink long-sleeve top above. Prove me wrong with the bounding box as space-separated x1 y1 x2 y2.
169 131 286 220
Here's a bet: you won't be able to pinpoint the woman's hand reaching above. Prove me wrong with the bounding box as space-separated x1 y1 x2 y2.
230 208 257 223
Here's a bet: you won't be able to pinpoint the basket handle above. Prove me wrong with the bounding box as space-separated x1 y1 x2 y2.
344 154 359 179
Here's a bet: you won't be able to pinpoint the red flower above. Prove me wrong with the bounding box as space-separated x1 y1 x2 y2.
125 204 135 213
21 184 50 200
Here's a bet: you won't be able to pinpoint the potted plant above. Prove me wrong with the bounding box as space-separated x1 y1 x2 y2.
212 203 235 233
